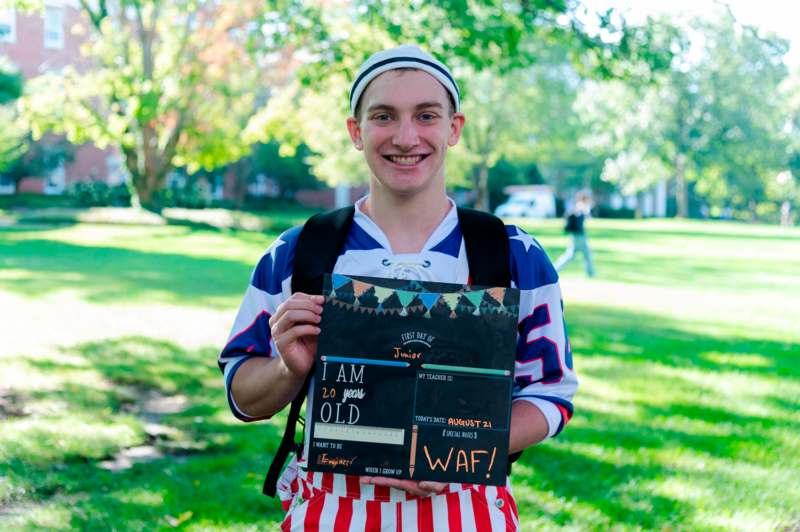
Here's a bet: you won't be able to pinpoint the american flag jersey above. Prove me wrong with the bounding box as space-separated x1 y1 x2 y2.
218 199 579 531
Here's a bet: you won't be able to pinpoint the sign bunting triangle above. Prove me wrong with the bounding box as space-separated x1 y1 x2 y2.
332 274 351 290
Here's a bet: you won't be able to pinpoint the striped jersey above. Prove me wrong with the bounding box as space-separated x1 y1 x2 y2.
218 199 578 530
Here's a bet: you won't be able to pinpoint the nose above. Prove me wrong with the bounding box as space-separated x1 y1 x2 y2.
392 117 419 151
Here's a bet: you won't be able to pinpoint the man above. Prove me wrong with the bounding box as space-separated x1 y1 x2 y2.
218 45 578 531
554 192 595 277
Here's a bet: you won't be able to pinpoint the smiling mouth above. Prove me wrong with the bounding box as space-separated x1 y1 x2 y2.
383 154 429 166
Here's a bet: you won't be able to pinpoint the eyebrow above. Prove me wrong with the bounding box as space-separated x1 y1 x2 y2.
365 102 445 113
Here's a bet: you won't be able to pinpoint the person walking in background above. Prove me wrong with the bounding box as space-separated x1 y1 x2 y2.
555 192 595 277
780 201 793 226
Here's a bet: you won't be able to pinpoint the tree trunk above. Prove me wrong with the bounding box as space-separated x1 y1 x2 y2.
123 136 173 212
635 190 644 219
134 178 158 211
227 159 250 209
475 161 490 212
674 153 688 218
128 166 165 212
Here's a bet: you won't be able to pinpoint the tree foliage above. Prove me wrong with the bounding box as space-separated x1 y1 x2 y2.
0 57 26 175
579 11 791 217
457 53 597 210
0 58 22 105
21 0 321 209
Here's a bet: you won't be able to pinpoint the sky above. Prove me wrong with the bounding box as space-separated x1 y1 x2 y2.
582 0 800 66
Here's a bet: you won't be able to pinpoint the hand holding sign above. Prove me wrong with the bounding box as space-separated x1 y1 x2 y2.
269 293 324 379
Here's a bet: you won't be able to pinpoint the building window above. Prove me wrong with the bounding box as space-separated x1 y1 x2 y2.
43 5 64 49
44 161 66 195
248 173 279 198
211 174 224 200
106 154 129 185
0 174 14 195
166 170 186 188
0 8 15 43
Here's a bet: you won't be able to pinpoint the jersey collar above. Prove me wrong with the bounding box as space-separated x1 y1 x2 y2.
353 196 459 255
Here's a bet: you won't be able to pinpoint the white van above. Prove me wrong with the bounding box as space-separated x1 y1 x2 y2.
494 186 556 218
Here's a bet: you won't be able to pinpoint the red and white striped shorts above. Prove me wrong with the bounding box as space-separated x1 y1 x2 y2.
277 458 519 531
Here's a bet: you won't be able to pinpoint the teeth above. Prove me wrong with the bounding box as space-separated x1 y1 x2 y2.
389 155 423 165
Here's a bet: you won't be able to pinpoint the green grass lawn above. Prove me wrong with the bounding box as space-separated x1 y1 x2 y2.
1 217 798 531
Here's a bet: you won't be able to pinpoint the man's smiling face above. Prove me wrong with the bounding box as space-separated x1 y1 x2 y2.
347 69 465 199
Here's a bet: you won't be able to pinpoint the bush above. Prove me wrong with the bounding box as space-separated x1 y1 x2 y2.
0 193 80 209
242 195 301 211
67 182 132 207
595 205 637 219
153 182 209 209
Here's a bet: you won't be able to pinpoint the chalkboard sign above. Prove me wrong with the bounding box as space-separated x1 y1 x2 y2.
306 274 519 486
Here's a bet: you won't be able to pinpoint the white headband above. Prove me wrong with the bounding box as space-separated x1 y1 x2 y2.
349 44 461 115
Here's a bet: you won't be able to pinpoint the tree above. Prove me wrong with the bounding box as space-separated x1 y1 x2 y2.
1 55 72 192
767 66 800 220
579 12 790 218
458 56 599 210
21 0 320 209
577 77 677 202
243 18 393 189
249 142 318 196
689 13 789 217
0 57 22 104
0 56 26 175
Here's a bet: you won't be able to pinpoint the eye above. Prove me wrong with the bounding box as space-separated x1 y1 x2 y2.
418 112 439 122
371 113 392 122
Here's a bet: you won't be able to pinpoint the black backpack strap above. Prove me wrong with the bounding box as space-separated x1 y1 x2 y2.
290 206 356 295
263 206 355 497
456 207 511 287
456 208 523 471
262 377 311 496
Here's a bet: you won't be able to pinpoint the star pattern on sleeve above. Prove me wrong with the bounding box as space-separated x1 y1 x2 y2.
267 237 287 266
510 229 541 253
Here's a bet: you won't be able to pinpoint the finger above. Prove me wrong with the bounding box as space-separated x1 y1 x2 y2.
270 298 323 326
368 477 418 488
270 307 323 332
282 293 325 313
292 292 326 305
270 309 322 336
417 481 446 493
364 477 433 497
274 324 321 346
283 295 325 311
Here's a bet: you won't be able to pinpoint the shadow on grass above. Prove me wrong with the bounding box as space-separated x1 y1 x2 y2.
544 240 799 292
0 237 254 308
520 221 800 291
5 305 799 529
570 303 799 378
520 445 689 528
590 249 798 292
518 219 800 243
515 304 800 528
589 224 800 242
4 336 286 529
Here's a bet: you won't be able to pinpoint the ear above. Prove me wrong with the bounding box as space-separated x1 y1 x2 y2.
447 112 465 147
346 117 364 150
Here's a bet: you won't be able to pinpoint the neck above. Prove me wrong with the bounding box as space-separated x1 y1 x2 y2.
362 188 451 254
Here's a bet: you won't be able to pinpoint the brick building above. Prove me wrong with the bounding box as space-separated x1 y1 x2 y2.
0 1 125 195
